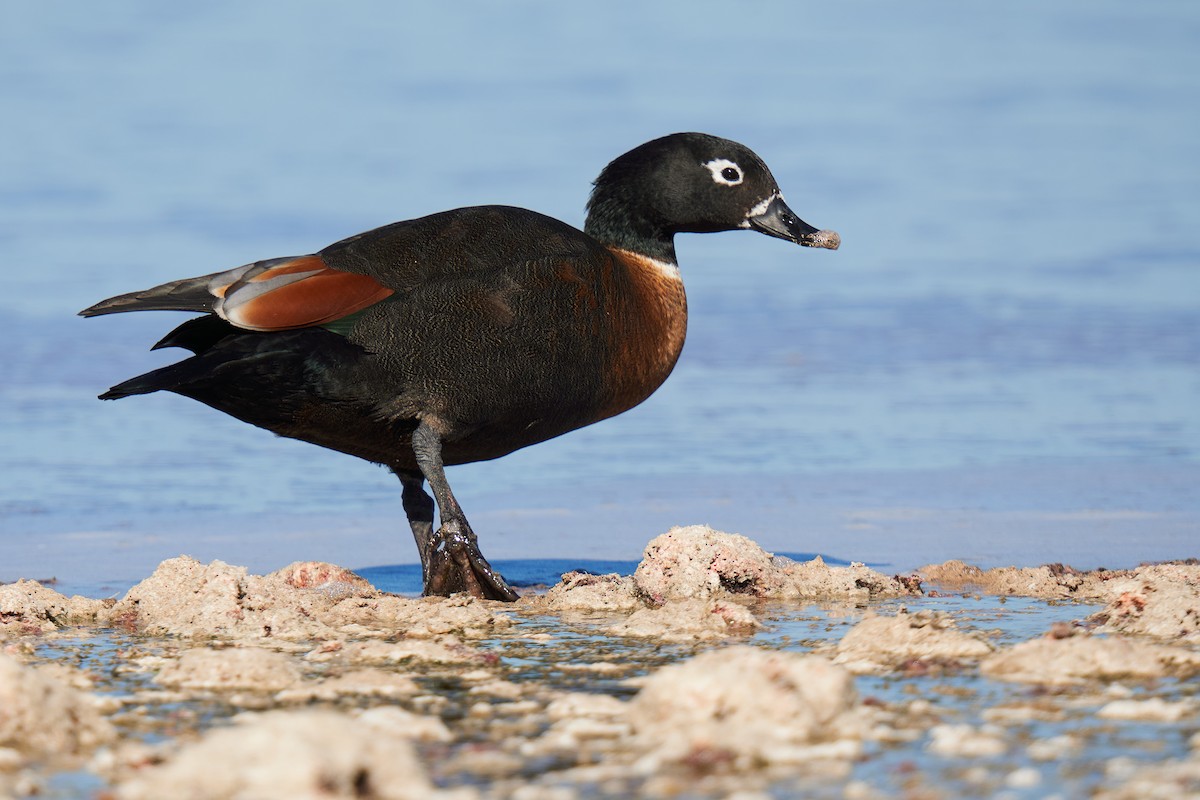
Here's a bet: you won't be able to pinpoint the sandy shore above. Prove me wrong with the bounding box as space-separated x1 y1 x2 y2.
3 525 1199 798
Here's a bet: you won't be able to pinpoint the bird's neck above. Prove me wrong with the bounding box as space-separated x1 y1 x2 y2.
584 194 678 265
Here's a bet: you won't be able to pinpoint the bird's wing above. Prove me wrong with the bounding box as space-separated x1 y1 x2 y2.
319 205 597 292
81 206 596 333
80 254 394 333
213 255 394 332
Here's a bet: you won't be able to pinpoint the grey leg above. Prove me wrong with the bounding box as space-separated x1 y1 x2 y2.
411 421 518 601
396 470 434 585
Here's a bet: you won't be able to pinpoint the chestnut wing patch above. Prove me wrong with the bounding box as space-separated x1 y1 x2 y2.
213 255 394 332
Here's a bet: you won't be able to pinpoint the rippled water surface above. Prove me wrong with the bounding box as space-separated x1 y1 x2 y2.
2 2 1198 586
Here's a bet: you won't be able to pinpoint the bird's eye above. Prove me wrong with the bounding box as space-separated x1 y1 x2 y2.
704 158 744 186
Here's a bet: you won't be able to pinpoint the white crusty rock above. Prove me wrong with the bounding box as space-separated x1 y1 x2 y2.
326 593 514 639
919 560 1200 622
779 556 912 602
632 525 910 604
114 708 474 800
926 724 1008 758
981 632 1200 686
633 526 786 601
537 571 643 612
109 557 368 640
0 652 114 763
0 579 109 637
306 636 487 667
1096 698 1199 722
109 557 510 641
918 560 1108 601
833 610 994 674
627 646 868 768
1095 750 1200 800
606 598 761 641
275 669 420 703
1091 563 1200 641
154 646 302 691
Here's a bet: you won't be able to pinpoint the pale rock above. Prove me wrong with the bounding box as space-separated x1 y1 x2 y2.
0 653 114 763
606 597 761 641
0 580 109 636
1097 697 1199 722
113 709 473 800
981 633 1200 686
926 724 1008 758
154 646 301 691
833 610 993 673
627 646 866 768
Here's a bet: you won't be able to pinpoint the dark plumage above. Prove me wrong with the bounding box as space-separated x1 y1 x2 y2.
80 132 839 600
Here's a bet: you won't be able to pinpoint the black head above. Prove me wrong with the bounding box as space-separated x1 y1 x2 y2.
584 132 839 260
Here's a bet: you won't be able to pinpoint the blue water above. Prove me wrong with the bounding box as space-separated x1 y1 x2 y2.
358 552 842 596
2 2 1198 586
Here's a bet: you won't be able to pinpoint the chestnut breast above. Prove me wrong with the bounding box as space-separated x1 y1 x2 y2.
595 249 688 421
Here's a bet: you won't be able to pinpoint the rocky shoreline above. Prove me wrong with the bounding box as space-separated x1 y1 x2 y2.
3 525 1198 798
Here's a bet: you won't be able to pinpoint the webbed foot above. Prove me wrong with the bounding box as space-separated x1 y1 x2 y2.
423 517 518 601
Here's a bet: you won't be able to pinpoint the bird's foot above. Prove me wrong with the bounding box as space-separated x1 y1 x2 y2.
423 518 518 601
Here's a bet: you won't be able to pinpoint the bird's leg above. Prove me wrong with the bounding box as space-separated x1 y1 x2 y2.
396 469 435 587
411 421 519 601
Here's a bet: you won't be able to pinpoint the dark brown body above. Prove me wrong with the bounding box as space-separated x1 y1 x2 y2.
162 206 688 473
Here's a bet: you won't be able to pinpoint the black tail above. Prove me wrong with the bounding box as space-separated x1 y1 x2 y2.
98 361 196 400
79 274 218 317
151 315 240 353
98 317 244 399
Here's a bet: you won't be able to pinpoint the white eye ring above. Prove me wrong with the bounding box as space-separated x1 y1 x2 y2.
704 158 743 186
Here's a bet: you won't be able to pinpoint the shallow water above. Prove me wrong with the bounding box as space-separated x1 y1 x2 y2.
23 586 1200 800
2 2 1199 585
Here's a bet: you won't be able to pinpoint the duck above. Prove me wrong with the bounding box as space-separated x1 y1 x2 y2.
80 132 840 601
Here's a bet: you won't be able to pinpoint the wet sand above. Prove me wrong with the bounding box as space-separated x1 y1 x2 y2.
3 525 1198 799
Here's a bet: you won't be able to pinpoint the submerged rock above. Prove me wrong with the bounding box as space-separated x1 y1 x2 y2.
306 636 488 667
606 597 762 641
926 723 1009 759
325 592 513 639
1097 697 1199 722
537 571 642 612
275 669 421 703
921 559 1200 629
1096 750 1200 800
0 652 114 763
154 646 302 691
529 691 634 759
627 646 868 768
113 708 473 800
981 632 1200 686
833 610 994 674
